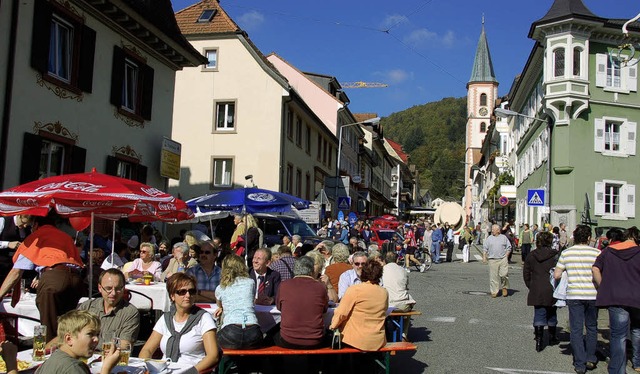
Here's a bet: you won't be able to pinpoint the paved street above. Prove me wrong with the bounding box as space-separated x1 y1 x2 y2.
391 248 618 374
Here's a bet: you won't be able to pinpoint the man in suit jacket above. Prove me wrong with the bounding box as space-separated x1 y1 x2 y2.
249 248 281 305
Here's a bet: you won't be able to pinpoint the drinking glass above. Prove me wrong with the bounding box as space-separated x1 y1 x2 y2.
101 334 113 362
115 338 130 366
32 325 47 361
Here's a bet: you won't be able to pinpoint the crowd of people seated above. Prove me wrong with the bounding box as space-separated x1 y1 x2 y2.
0 211 421 373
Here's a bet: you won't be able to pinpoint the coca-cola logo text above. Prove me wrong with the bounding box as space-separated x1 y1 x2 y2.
158 203 176 211
15 198 38 206
34 181 105 193
141 187 165 197
81 200 113 207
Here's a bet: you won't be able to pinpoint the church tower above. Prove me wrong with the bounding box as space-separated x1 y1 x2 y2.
464 18 498 223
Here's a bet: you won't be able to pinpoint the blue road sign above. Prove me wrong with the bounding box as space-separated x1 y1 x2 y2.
337 196 351 211
527 189 545 206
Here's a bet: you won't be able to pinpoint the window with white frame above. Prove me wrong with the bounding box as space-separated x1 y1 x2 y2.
215 102 235 131
596 53 637 92
39 139 65 179
573 47 582 76
595 180 635 219
122 58 138 113
594 117 636 156
204 49 217 69
553 48 565 78
49 16 73 82
212 158 233 187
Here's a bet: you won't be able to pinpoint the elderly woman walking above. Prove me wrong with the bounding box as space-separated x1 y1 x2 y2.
523 231 558 352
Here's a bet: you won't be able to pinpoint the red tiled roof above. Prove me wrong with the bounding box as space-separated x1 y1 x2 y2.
386 138 409 164
175 0 240 35
353 113 378 123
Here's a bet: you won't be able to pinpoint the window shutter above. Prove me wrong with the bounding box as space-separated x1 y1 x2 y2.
594 182 605 216
626 121 637 156
68 145 86 174
20 133 42 183
594 118 604 153
105 155 118 176
30 0 52 73
624 184 636 218
595 54 607 87
140 64 154 120
136 165 148 184
78 26 96 93
110 46 125 107
627 60 638 92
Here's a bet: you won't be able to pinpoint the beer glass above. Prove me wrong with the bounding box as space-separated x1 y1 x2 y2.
32 325 46 361
114 338 130 366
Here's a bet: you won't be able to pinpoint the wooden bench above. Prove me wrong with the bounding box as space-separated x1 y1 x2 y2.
388 311 423 342
219 341 417 374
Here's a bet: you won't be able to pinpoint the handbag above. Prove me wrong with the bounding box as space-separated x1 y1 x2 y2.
458 237 466 250
331 329 342 350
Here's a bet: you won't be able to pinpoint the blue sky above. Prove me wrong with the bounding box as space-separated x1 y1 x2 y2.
171 0 639 117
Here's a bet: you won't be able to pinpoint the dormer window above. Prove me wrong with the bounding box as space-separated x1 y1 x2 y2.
197 9 216 23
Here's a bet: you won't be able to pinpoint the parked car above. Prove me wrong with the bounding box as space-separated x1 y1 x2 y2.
370 228 403 247
254 213 326 248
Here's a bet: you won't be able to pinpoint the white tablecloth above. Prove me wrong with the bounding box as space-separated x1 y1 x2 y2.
1 293 40 337
125 282 170 312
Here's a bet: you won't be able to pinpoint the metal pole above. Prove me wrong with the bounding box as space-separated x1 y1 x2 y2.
334 125 344 211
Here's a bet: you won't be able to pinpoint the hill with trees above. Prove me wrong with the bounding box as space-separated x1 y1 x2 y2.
381 97 467 202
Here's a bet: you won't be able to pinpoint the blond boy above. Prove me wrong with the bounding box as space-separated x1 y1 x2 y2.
35 310 121 374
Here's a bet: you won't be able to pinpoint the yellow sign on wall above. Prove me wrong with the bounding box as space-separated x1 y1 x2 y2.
160 138 181 180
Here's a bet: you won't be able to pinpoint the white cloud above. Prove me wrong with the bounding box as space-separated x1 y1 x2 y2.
403 28 457 48
380 14 409 29
238 10 264 30
374 69 413 85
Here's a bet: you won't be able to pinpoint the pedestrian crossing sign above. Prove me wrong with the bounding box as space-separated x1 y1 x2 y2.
337 196 351 210
527 189 545 206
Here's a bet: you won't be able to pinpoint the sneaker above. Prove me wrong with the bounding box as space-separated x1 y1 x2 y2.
405 268 411 273
420 264 426 273
502 288 508 297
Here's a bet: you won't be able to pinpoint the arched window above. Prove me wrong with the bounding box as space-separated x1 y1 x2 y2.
553 48 565 77
480 93 487 106
480 122 486 133
573 47 582 76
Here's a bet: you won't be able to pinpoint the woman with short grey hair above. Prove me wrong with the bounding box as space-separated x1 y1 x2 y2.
162 242 190 280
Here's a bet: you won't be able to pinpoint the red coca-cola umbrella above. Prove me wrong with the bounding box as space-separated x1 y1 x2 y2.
0 168 193 221
0 168 194 296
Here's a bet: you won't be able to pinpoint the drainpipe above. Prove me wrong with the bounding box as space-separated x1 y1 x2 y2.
0 0 20 189
280 95 292 192
546 118 553 224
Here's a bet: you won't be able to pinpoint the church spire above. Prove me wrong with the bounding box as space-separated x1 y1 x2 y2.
468 19 497 85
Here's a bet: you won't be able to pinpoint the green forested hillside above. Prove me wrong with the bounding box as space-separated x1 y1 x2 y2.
381 97 467 201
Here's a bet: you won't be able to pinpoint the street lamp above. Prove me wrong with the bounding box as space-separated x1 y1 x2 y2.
493 107 551 222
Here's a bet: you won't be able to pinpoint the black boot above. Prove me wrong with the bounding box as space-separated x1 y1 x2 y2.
534 326 544 352
548 326 559 345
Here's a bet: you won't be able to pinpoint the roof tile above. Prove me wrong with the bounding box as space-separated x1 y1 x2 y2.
175 0 240 35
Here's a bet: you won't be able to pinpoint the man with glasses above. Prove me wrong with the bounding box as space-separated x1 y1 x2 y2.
186 241 220 303
337 251 368 300
77 268 139 347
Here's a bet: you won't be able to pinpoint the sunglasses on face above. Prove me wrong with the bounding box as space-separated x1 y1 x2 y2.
175 288 197 296
353 262 365 266
140 250 149 254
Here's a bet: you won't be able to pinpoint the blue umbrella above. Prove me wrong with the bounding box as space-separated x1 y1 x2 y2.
186 187 309 217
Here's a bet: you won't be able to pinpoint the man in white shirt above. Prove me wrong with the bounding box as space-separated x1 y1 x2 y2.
337 251 367 300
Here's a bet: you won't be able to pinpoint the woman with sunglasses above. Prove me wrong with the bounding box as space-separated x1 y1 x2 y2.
214 254 263 349
330 260 388 351
139 273 219 371
124 242 162 281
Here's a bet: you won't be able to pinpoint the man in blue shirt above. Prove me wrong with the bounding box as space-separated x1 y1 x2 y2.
430 224 443 264
186 241 220 303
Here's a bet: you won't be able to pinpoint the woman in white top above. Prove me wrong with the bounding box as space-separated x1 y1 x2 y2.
124 242 162 281
139 273 219 371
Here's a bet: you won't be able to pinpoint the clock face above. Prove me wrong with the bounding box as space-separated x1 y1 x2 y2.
478 107 488 116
